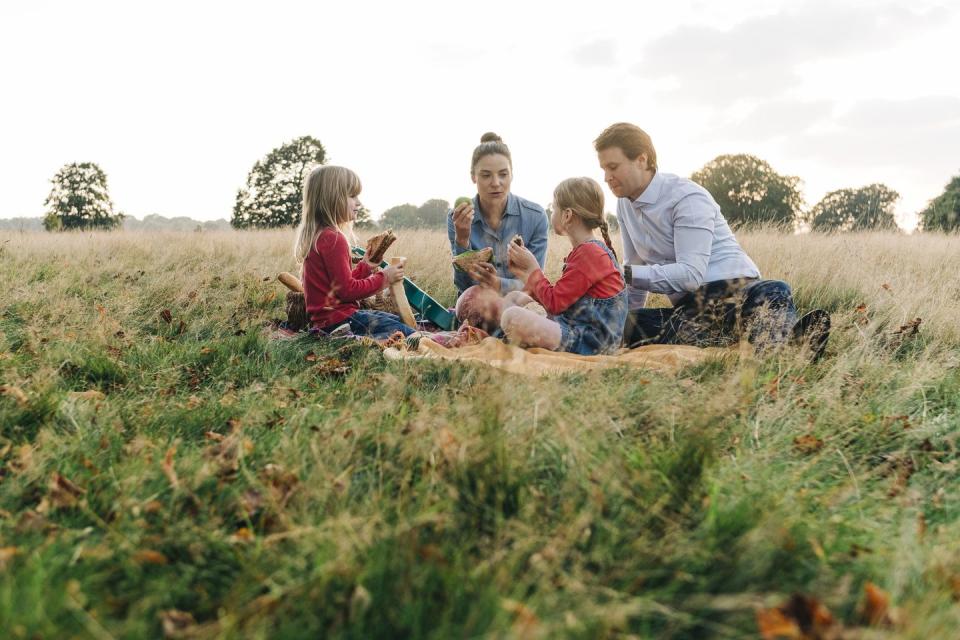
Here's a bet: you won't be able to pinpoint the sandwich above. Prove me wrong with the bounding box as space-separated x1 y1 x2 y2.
452 247 494 272
366 230 397 264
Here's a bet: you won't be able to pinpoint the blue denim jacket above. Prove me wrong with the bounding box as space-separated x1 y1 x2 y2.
447 193 549 295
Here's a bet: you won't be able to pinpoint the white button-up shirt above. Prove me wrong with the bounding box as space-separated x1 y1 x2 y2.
617 171 760 310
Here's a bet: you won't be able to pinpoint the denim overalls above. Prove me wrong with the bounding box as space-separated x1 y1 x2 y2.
553 240 628 356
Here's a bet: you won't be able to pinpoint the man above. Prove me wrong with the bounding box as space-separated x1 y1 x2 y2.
595 122 829 358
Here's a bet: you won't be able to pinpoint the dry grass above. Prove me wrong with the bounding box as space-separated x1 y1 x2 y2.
1 227 959 638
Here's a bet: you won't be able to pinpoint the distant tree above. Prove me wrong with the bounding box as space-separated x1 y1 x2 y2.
417 199 450 228
605 213 619 232
354 205 376 230
919 174 960 232
809 184 899 232
43 162 123 231
232 136 325 229
380 203 419 229
691 154 803 227
379 199 450 228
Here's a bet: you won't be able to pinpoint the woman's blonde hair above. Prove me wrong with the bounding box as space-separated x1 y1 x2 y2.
553 177 617 259
293 165 362 265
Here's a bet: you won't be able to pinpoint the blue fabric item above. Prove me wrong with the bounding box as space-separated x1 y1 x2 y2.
553 240 628 356
624 278 797 349
323 310 416 340
447 193 549 295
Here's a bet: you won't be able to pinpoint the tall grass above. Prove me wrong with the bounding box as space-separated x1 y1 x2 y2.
1 228 958 638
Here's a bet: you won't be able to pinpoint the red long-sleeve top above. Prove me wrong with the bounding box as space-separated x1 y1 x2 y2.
526 241 624 315
302 227 386 329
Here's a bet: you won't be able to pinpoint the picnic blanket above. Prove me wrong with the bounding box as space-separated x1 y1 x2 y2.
383 336 730 377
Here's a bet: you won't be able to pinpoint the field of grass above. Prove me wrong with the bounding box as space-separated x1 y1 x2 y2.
1 228 959 638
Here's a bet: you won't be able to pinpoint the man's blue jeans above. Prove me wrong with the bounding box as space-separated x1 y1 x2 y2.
624 279 797 349
326 310 415 340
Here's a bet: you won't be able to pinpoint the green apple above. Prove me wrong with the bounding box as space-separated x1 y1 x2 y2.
454 196 472 208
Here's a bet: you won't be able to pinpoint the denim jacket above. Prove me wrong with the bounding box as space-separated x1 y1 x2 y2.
447 193 549 295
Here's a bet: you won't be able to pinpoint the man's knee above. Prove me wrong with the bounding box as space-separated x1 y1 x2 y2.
500 306 523 334
745 279 793 307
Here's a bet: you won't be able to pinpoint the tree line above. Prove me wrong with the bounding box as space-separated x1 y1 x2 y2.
39 136 960 233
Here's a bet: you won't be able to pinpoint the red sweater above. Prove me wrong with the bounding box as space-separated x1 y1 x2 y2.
526 241 624 315
302 227 386 329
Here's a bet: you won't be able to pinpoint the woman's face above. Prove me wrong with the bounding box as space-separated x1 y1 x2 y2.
472 154 512 204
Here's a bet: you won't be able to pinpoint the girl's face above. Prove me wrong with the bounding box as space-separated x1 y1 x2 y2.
472 154 512 204
346 193 361 221
550 201 569 235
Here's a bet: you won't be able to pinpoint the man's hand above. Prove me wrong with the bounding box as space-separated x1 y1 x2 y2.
507 243 538 283
451 202 474 248
466 261 500 291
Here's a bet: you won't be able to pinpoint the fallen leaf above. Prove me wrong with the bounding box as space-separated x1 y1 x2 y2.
881 283 892 291
855 303 867 313
162 446 180 490
41 472 86 511
231 527 255 543
502 598 540 638
793 434 824 454
0 385 28 405
304 351 318 362
757 608 801 639
160 309 173 324
862 581 890 626
159 609 197 639
0 546 19 571
133 549 168 565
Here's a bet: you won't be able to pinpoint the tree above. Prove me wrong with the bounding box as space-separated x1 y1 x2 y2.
919 174 960 232
231 136 326 229
354 205 376 230
809 184 900 232
416 199 450 228
691 154 803 227
379 199 451 229
380 203 419 228
43 162 123 231
605 213 619 232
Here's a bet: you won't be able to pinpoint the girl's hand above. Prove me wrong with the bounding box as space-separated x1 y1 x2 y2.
508 243 538 281
467 261 500 291
451 202 474 248
382 263 404 284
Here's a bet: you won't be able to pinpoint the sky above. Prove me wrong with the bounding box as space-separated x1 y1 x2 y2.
2 0 958 231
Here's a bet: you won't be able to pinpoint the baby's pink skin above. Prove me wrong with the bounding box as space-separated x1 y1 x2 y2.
455 285 505 334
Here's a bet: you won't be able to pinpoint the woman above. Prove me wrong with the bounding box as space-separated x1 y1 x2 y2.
447 132 549 297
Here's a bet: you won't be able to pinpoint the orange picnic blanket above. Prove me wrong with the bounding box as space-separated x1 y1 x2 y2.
383 336 730 377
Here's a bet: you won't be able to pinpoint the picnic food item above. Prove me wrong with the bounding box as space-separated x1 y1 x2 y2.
388 257 417 328
278 272 304 293
366 230 397 264
454 196 472 208
511 234 524 247
452 247 494 273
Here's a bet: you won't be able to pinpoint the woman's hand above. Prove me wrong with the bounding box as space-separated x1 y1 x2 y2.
467 261 501 291
507 243 538 281
382 262 405 285
451 202 474 248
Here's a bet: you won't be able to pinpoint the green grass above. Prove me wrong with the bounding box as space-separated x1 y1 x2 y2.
1 229 959 638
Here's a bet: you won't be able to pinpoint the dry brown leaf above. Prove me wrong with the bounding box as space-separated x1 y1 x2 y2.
862 581 890 626
159 309 173 324
159 608 197 639
436 427 459 463
0 385 28 406
162 446 180 490
757 608 801 639
41 472 86 511
133 549 169 565
793 434 824 455
231 527 255 543
0 546 19 571
502 598 540 638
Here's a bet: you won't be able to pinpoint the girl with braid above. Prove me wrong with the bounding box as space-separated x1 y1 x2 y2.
500 177 627 355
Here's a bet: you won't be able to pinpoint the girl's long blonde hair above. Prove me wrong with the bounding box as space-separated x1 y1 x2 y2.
553 177 617 259
293 165 362 266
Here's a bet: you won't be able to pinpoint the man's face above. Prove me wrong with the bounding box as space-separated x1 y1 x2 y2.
598 147 649 200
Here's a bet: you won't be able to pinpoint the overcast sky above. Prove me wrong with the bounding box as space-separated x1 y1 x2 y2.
2 0 957 230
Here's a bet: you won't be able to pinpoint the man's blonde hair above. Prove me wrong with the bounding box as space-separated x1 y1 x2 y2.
293 165 362 265
553 177 617 259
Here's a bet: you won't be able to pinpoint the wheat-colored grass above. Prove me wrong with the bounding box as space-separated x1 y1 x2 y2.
1 227 959 638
